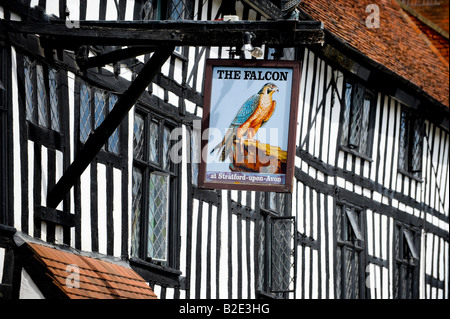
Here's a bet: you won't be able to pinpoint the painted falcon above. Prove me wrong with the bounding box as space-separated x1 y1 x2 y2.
210 82 278 161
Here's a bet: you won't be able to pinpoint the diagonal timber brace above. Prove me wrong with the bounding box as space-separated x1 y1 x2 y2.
46 46 175 209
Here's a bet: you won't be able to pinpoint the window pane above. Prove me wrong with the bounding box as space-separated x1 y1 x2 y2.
403 229 419 260
271 217 295 293
349 85 364 149
133 113 145 160
168 0 185 20
191 127 200 186
341 82 352 146
163 126 171 171
149 120 159 163
94 90 105 129
257 216 266 291
24 57 34 122
336 205 342 240
49 68 60 132
142 0 156 20
131 168 143 257
346 208 363 241
398 111 408 171
336 246 342 298
80 83 91 143
36 64 48 128
259 192 266 209
411 119 422 173
359 95 371 155
269 192 277 212
108 94 120 154
344 247 354 299
148 172 169 261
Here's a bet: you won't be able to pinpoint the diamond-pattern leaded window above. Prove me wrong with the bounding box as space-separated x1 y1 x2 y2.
36 64 48 128
341 80 374 157
79 82 91 143
108 94 120 154
131 167 143 257
257 192 295 297
167 0 194 20
94 90 106 129
398 108 423 178
148 172 169 261
24 57 60 132
132 110 178 265
394 224 419 299
24 57 34 122
335 203 366 299
49 68 60 132
79 82 121 154
271 217 295 293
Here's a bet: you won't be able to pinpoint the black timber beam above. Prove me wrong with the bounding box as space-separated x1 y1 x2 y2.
46 46 175 209
241 0 283 19
0 19 325 49
77 46 157 69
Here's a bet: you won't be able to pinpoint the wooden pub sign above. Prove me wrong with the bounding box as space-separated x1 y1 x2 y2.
199 59 301 192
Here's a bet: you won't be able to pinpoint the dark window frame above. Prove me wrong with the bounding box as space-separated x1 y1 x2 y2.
393 222 420 299
335 201 367 299
131 106 180 269
256 192 296 298
23 56 62 135
398 106 424 180
339 78 377 161
78 80 122 156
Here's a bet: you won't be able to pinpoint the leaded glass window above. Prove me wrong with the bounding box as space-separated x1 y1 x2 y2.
36 64 48 128
108 94 120 154
394 224 419 299
131 167 143 257
94 90 106 129
142 0 157 20
190 124 201 186
132 110 178 265
24 57 34 122
49 68 60 132
398 109 423 178
167 0 194 20
79 83 121 154
335 203 366 299
24 57 60 132
271 217 295 293
133 113 145 160
148 172 169 261
340 80 375 157
79 82 91 143
257 192 295 297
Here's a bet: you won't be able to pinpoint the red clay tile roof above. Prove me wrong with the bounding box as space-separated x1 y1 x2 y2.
402 0 449 34
299 0 449 107
399 1 449 65
27 242 158 299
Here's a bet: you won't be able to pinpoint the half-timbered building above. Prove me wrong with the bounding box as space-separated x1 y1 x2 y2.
0 0 448 300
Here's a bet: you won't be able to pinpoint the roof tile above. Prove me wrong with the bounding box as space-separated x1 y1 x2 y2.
299 0 449 107
27 243 158 299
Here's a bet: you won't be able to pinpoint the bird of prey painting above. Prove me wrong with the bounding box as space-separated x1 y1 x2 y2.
210 82 279 162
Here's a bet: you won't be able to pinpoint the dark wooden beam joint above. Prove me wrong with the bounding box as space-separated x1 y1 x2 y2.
34 206 75 228
47 46 175 209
